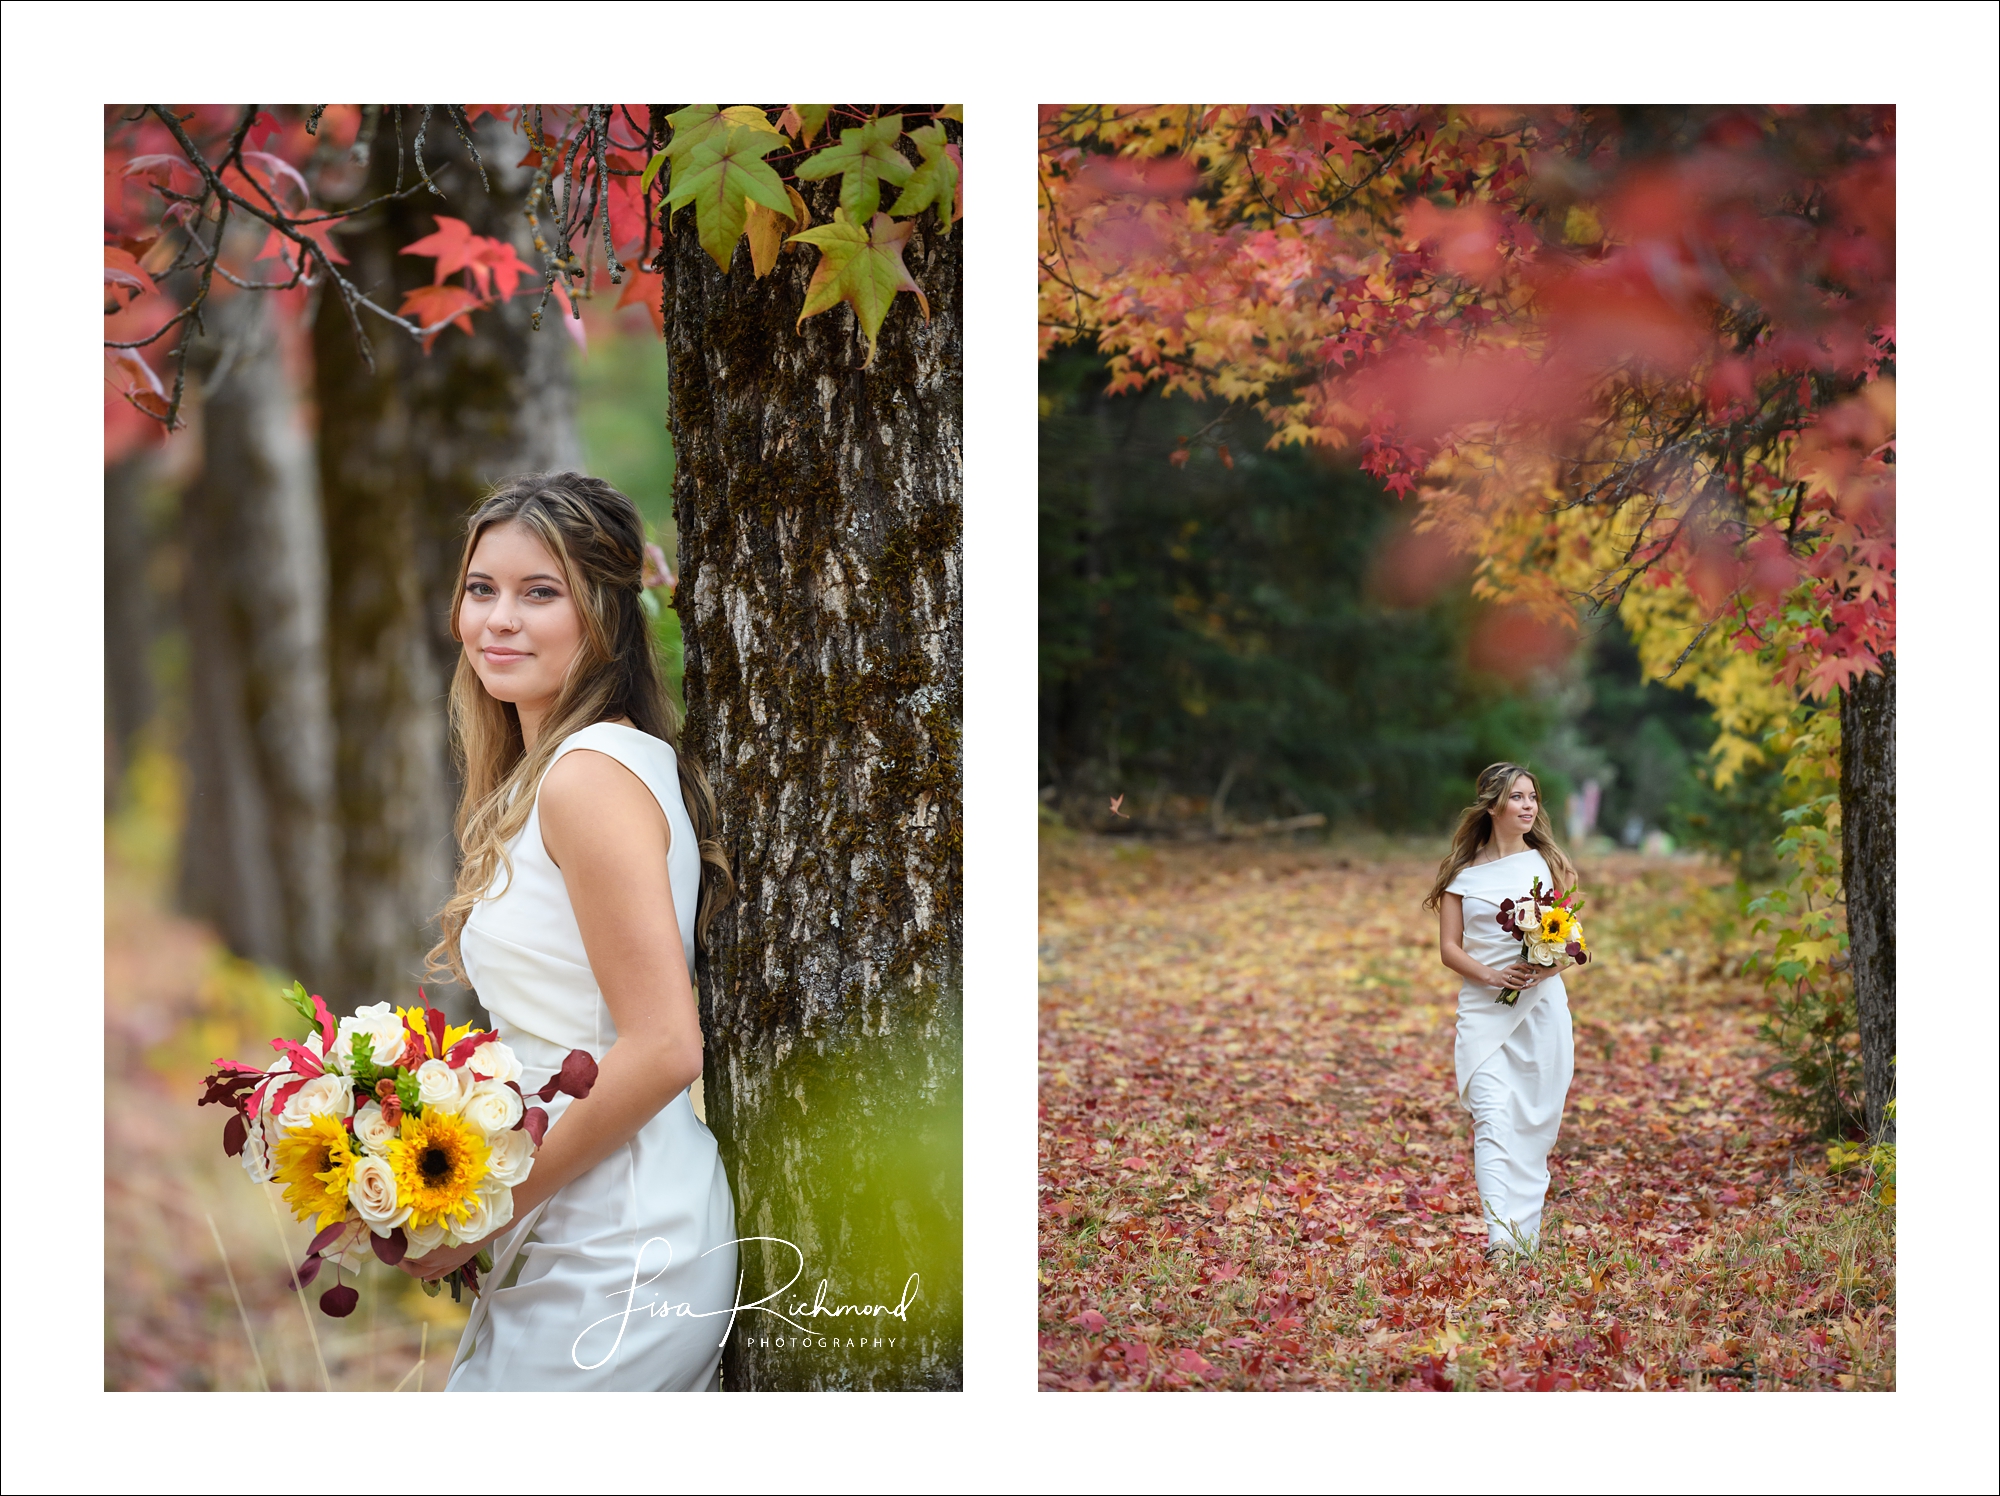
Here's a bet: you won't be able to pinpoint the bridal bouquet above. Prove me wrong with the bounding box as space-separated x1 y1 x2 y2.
199 982 597 1315
1494 876 1590 1005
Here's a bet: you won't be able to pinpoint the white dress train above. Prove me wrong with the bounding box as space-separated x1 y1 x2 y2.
1448 850 1575 1252
447 722 738 1391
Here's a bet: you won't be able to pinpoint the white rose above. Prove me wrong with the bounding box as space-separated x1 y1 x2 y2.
455 1183 516 1243
414 1058 472 1114
277 1073 356 1131
352 1099 400 1155
239 1117 274 1184
337 1002 409 1068
460 1079 524 1138
466 1039 523 1086
404 1218 448 1258
485 1127 536 1187
348 1154 410 1230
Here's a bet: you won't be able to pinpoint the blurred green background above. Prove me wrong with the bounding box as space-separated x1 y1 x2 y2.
1037 348 1789 873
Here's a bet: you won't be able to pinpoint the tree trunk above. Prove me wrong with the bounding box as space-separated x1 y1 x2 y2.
312 112 577 1015
104 455 158 808
663 141 963 1391
177 291 340 980
1841 654 1895 1143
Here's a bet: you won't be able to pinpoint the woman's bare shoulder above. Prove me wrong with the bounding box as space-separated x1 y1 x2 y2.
538 747 666 863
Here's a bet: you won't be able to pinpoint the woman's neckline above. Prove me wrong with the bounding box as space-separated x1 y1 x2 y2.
1470 847 1538 868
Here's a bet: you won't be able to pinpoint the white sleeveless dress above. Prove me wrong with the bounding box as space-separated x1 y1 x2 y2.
1447 849 1575 1252
447 721 738 1391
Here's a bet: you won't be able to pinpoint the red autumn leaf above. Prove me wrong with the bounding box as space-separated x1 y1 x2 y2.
319 1284 359 1317
521 1105 549 1146
105 347 171 421
1068 1309 1107 1332
616 268 666 338
104 245 157 306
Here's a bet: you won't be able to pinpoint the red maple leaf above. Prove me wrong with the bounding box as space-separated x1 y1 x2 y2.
398 283 484 351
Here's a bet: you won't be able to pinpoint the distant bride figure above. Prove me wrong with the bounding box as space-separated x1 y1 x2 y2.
1426 763 1581 1258
399 472 739 1390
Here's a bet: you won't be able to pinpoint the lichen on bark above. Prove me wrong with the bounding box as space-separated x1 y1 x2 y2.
662 141 963 1390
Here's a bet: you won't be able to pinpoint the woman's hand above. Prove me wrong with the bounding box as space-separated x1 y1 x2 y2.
1494 960 1547 990
399 1236 488 1282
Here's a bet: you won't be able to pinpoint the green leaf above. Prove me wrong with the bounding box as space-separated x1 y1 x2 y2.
662 105 783 198
796 114 911 223
938 105 963 123
886 123 959 232
420 1275 443 1297
348 1033 384 1087
639 150 667 195
784 104 832 144
664 126 794 273
791 210 928 366
395 1069 422 1117
281 980 316 1027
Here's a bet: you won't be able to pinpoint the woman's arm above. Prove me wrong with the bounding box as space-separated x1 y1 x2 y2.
402 747 702 1278
1437 892 1546 992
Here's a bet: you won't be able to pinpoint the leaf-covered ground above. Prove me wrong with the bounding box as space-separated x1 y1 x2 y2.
1037 833 1893 1392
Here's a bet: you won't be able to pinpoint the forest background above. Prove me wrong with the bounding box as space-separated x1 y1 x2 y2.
100 102 963 1393
1035 102 1914 1393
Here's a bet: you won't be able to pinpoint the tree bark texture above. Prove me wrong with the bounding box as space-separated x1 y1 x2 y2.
1840 654 1895 1143
177 291 340 980
312 113 577 1014
663 142 963 1390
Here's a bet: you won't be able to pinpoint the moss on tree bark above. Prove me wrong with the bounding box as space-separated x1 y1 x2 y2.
1840 655 1895 1143
662 141 963 1390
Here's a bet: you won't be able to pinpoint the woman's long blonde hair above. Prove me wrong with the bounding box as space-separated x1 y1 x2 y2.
1423 762 1578 911
426 472 733 984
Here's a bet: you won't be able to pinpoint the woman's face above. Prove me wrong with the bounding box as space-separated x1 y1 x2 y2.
1488 773 1538 837
458 520 586 713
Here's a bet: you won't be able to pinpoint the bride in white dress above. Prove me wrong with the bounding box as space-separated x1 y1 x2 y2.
1426 763 1582 1258
399 473 738 1390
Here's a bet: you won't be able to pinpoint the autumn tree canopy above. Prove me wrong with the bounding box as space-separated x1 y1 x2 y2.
106 104 960 450
1039 105 1893 724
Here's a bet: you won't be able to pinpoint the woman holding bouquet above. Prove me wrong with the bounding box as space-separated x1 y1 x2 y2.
1425 763 1581 1258
401 473 738 1390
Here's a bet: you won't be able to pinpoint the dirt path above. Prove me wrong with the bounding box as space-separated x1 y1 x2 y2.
1037 834 1892 1391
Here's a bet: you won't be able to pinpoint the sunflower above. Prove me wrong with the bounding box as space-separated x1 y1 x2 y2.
274 1114 358 1231
1539 908 1574 942
386 1108 490 1231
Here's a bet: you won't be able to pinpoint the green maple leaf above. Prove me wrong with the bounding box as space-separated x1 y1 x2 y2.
791 209 929 367
665 125 795 273
795 114 912 223
654 105 782 199
887 123 958 232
